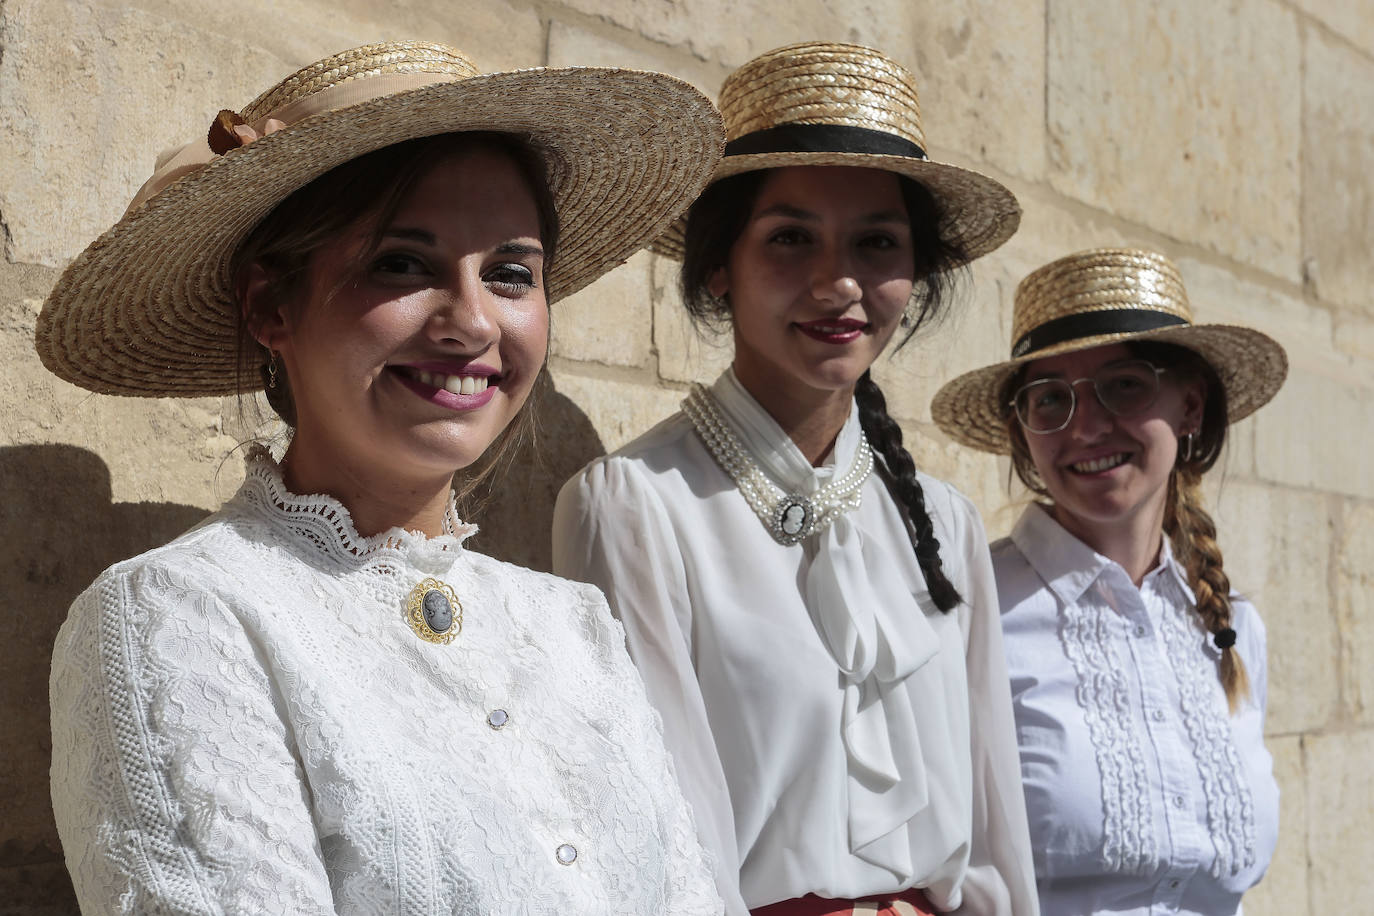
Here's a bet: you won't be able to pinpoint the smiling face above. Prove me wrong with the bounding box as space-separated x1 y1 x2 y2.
1018 342 1205 546
257 146 549 490
709 166 916 402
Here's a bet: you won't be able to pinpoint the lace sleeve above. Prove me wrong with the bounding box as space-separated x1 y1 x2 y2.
49 562 335 915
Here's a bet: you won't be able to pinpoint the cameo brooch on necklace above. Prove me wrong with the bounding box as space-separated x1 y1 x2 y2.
406 578 462 644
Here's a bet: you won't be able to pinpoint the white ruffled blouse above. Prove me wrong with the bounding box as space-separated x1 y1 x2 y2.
49 448 721 915
994 503 1279 915
552 371 1038 915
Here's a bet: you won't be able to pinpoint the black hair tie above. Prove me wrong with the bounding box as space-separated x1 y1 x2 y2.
1213 627 1237 650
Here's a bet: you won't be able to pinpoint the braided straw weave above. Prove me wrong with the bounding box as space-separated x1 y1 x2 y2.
653 40 1019 261
36 41 724 397
931 248 1288 454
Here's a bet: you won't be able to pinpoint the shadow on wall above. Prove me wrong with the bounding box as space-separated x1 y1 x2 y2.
463 376 606 574
0 444 209 915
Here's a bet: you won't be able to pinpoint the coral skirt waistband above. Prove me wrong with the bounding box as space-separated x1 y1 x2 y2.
749 889 937 916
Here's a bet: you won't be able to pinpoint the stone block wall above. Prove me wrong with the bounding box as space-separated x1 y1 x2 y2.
2 1 1369 911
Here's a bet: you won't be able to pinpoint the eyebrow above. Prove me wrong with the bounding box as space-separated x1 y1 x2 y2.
861 210 910 225
380 228 543 257
1028 359 1141 381
381 227 436 245
753 203 816 221
750 203 909 225
496 241 544 257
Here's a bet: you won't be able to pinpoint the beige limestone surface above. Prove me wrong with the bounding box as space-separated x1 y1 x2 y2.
1046 0 1303 281
4 1 1372 912
1302 25 1374 314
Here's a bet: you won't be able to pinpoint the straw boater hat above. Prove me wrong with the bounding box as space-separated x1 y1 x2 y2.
652 40 1020 261
931 247 1288 454
36 41 724 397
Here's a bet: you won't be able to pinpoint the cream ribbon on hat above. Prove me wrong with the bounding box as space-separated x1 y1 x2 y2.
126 71 449 214
713 371 941 879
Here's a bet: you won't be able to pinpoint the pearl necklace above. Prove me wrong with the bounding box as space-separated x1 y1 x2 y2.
682 384 873 546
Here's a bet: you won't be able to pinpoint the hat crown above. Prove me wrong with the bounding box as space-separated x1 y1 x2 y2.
1011 247 1195 346
717 41 926 151
240 41 478 123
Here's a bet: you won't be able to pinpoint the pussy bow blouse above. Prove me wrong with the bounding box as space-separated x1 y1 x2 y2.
49 449 720 915
994 503 1279 915
553 370 1038 915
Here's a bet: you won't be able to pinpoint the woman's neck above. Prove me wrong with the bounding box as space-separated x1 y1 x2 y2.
731 363 853 467
1051 501 1168 587
280 438 455 539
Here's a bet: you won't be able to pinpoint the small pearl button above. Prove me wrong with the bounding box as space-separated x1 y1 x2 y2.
487 709 509 729
1173 794 1186 809
1152 709 1166 722
1169 879 1181 889
1135 624 1147 637
556 843 578 865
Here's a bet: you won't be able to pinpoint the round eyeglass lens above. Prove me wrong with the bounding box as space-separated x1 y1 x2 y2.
1095 360 1162 416
1015 379 1074 433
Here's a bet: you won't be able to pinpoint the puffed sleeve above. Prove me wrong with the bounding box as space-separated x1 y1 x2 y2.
554 458 749 916
1234 594 1281 889
49 563 335 915
942 489 1040 916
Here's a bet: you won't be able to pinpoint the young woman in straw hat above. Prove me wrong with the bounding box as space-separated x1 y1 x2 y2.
39 41 728 914
554 41 1037 916
931 248 1283 915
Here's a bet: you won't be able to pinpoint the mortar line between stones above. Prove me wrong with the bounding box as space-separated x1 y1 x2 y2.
1275 0 1374 64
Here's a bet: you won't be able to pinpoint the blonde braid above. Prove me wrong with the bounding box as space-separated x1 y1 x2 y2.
1165 466 1251 713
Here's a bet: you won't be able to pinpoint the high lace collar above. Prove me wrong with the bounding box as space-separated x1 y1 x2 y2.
710 368 861 495
232 445 477 572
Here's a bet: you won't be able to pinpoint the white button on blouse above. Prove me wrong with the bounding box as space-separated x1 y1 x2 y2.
994 504 1279 916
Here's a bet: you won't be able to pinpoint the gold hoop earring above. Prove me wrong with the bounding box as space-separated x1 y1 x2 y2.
1180 431 1195 463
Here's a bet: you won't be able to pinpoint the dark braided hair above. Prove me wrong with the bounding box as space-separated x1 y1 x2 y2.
680 167 971 612
855 371 962 610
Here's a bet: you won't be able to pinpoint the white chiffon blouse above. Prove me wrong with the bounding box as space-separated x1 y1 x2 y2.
49 448 721 915
994 503 1279 915
552 370 1038 915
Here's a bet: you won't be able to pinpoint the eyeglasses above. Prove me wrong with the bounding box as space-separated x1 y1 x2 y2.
1010 359 1168 434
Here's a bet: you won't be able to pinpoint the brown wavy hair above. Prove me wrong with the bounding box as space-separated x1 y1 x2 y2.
1002 340 1250 711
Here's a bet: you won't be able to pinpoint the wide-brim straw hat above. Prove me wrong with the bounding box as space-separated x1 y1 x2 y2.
931 247 1288 454
36 40 724 397
651 40 1020 261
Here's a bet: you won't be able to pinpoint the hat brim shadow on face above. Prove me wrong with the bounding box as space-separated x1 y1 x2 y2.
650 150 1022 262
930 321 1289 455
36 66 724 399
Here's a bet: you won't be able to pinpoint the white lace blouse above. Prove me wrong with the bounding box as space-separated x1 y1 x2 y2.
552 371 1038 916
49 448 721 916
994 503 1279 915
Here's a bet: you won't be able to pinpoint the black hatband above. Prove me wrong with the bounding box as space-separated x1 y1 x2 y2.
724 123 927 161
1011 309 1190 359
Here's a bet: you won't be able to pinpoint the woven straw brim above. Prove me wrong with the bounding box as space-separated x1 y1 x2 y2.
930 323 1289 454
37 68 723 398
648 152 1020 261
